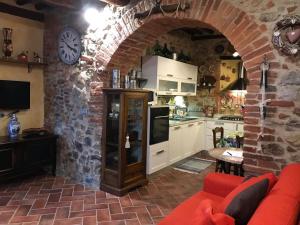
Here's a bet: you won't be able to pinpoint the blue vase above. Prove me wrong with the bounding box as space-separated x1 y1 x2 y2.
8 114 20 139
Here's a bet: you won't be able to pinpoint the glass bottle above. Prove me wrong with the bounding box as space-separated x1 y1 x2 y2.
152 40 162 56
162 43 171 58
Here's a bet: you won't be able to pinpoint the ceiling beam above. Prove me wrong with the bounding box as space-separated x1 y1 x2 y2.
0 2 44 21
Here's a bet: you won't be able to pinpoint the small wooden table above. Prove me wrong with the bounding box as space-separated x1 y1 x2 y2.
209 147 244 176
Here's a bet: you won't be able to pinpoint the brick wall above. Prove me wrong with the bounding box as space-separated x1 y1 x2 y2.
44 0 300 187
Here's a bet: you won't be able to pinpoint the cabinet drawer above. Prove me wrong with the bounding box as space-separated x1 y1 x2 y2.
147 142 169 174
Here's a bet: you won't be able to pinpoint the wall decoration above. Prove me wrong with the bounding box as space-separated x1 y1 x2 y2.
272 15 300 56
2 28 13 57
134 0 190 20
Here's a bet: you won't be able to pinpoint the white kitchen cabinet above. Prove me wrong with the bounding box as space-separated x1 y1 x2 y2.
142 56 198 96
169 125 183 164
147 141 169 174
193 121 205 153
181 123 196 157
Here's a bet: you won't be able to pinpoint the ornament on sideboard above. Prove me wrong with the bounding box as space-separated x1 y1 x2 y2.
272 15 300 56
2 28 13 58
7 114 20 139
33 52 41 63
17 51 29 62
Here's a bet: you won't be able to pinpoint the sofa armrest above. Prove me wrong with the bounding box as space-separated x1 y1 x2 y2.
203 173 244 198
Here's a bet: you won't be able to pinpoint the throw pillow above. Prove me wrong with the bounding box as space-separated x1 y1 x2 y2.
191 199 235 225
218 173 277 225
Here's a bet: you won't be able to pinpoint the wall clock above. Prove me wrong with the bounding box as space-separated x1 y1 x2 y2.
58 27 81 65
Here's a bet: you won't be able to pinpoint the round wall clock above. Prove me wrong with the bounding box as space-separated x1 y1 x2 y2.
58 27 81 65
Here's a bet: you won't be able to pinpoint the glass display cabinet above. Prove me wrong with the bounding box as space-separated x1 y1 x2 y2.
101 88 150 196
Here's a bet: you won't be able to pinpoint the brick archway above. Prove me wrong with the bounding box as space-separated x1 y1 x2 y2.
96 0 279 174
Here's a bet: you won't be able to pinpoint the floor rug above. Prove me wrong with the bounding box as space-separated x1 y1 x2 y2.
173 157 213 174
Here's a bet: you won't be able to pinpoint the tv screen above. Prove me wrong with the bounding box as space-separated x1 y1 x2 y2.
0 80 30 109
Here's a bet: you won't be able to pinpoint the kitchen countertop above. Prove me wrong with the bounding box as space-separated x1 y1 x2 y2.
169 116 244 127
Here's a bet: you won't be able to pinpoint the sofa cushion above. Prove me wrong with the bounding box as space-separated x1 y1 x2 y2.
270 163 300 201
247 194 300 225
203 173 243 198
218 173 277 225
192 199 235 225
158 191 224 225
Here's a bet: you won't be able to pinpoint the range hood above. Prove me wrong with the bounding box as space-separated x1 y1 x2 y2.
227 62 247 91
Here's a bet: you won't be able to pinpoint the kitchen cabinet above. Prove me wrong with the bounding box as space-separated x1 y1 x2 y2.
147 142 169 174
193 121 205 153
101 88 150 196
169 125 183 164
168 120 204 164
142 56 198 96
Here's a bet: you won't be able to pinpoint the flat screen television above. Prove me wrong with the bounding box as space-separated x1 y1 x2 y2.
0 80 30 109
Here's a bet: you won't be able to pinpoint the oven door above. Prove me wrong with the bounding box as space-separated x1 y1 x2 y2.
150 107 169 145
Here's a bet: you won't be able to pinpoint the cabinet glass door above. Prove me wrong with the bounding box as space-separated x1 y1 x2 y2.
125 97 144 165
105 94 120 170
181 82 196 94
158 79 178 93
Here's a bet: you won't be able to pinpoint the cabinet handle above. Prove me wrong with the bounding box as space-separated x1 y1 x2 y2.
197 122 203 125
188 123 194 127
174 126 181 130
188 77 192 80
186 93 191 96
156 150 165 155
166 92 172 95
215 122 224 125
166 74 173 77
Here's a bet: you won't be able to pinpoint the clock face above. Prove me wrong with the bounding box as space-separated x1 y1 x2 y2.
58 27 81 65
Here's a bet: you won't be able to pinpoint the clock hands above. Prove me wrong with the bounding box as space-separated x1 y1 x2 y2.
62 40 78 53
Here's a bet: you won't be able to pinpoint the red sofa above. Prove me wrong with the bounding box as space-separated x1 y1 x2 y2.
159 163 300 225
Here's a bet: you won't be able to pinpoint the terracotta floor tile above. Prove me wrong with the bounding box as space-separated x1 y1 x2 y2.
0 159 214 225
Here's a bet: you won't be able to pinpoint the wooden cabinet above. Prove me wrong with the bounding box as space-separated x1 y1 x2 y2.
146 142 169 174
0 135 57 182
101 88 150 196
193 121 205 153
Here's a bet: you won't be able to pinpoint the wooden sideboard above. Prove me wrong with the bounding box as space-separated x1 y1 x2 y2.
0 134 58 182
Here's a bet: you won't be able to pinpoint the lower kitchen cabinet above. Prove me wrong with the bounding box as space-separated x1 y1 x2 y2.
147 141 169 174
169 125 183 164
169 121 205 164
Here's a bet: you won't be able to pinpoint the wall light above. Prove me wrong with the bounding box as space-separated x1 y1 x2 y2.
232 51 239 57
84 8 101 25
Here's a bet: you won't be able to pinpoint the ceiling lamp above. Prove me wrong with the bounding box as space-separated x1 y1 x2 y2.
232 51 239 57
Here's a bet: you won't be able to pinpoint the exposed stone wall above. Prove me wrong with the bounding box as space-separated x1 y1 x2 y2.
44 0 300 187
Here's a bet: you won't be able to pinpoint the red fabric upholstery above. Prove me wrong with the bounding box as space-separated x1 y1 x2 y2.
158 191 224 225
270 163 300 201
203 173 243 198
191 199 235 225
218 173 277 213
159 164 300 225
247 195 300 225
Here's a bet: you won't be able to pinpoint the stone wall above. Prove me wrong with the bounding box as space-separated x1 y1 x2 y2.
44 0 300 187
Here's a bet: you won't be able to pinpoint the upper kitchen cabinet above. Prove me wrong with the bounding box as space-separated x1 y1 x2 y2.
142 56 198 96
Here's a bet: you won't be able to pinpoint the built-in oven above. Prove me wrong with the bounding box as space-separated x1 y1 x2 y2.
149 106 169 145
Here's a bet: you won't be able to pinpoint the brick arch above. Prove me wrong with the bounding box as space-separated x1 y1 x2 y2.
98 0 278 174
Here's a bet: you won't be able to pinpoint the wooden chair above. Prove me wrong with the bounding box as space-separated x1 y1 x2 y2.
235 135 244 176
212 127 225 173
236 135 244 148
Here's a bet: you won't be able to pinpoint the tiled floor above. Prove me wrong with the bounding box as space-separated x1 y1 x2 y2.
0 163 214 225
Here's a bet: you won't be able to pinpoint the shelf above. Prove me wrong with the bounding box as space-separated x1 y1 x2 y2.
0 57 47 73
